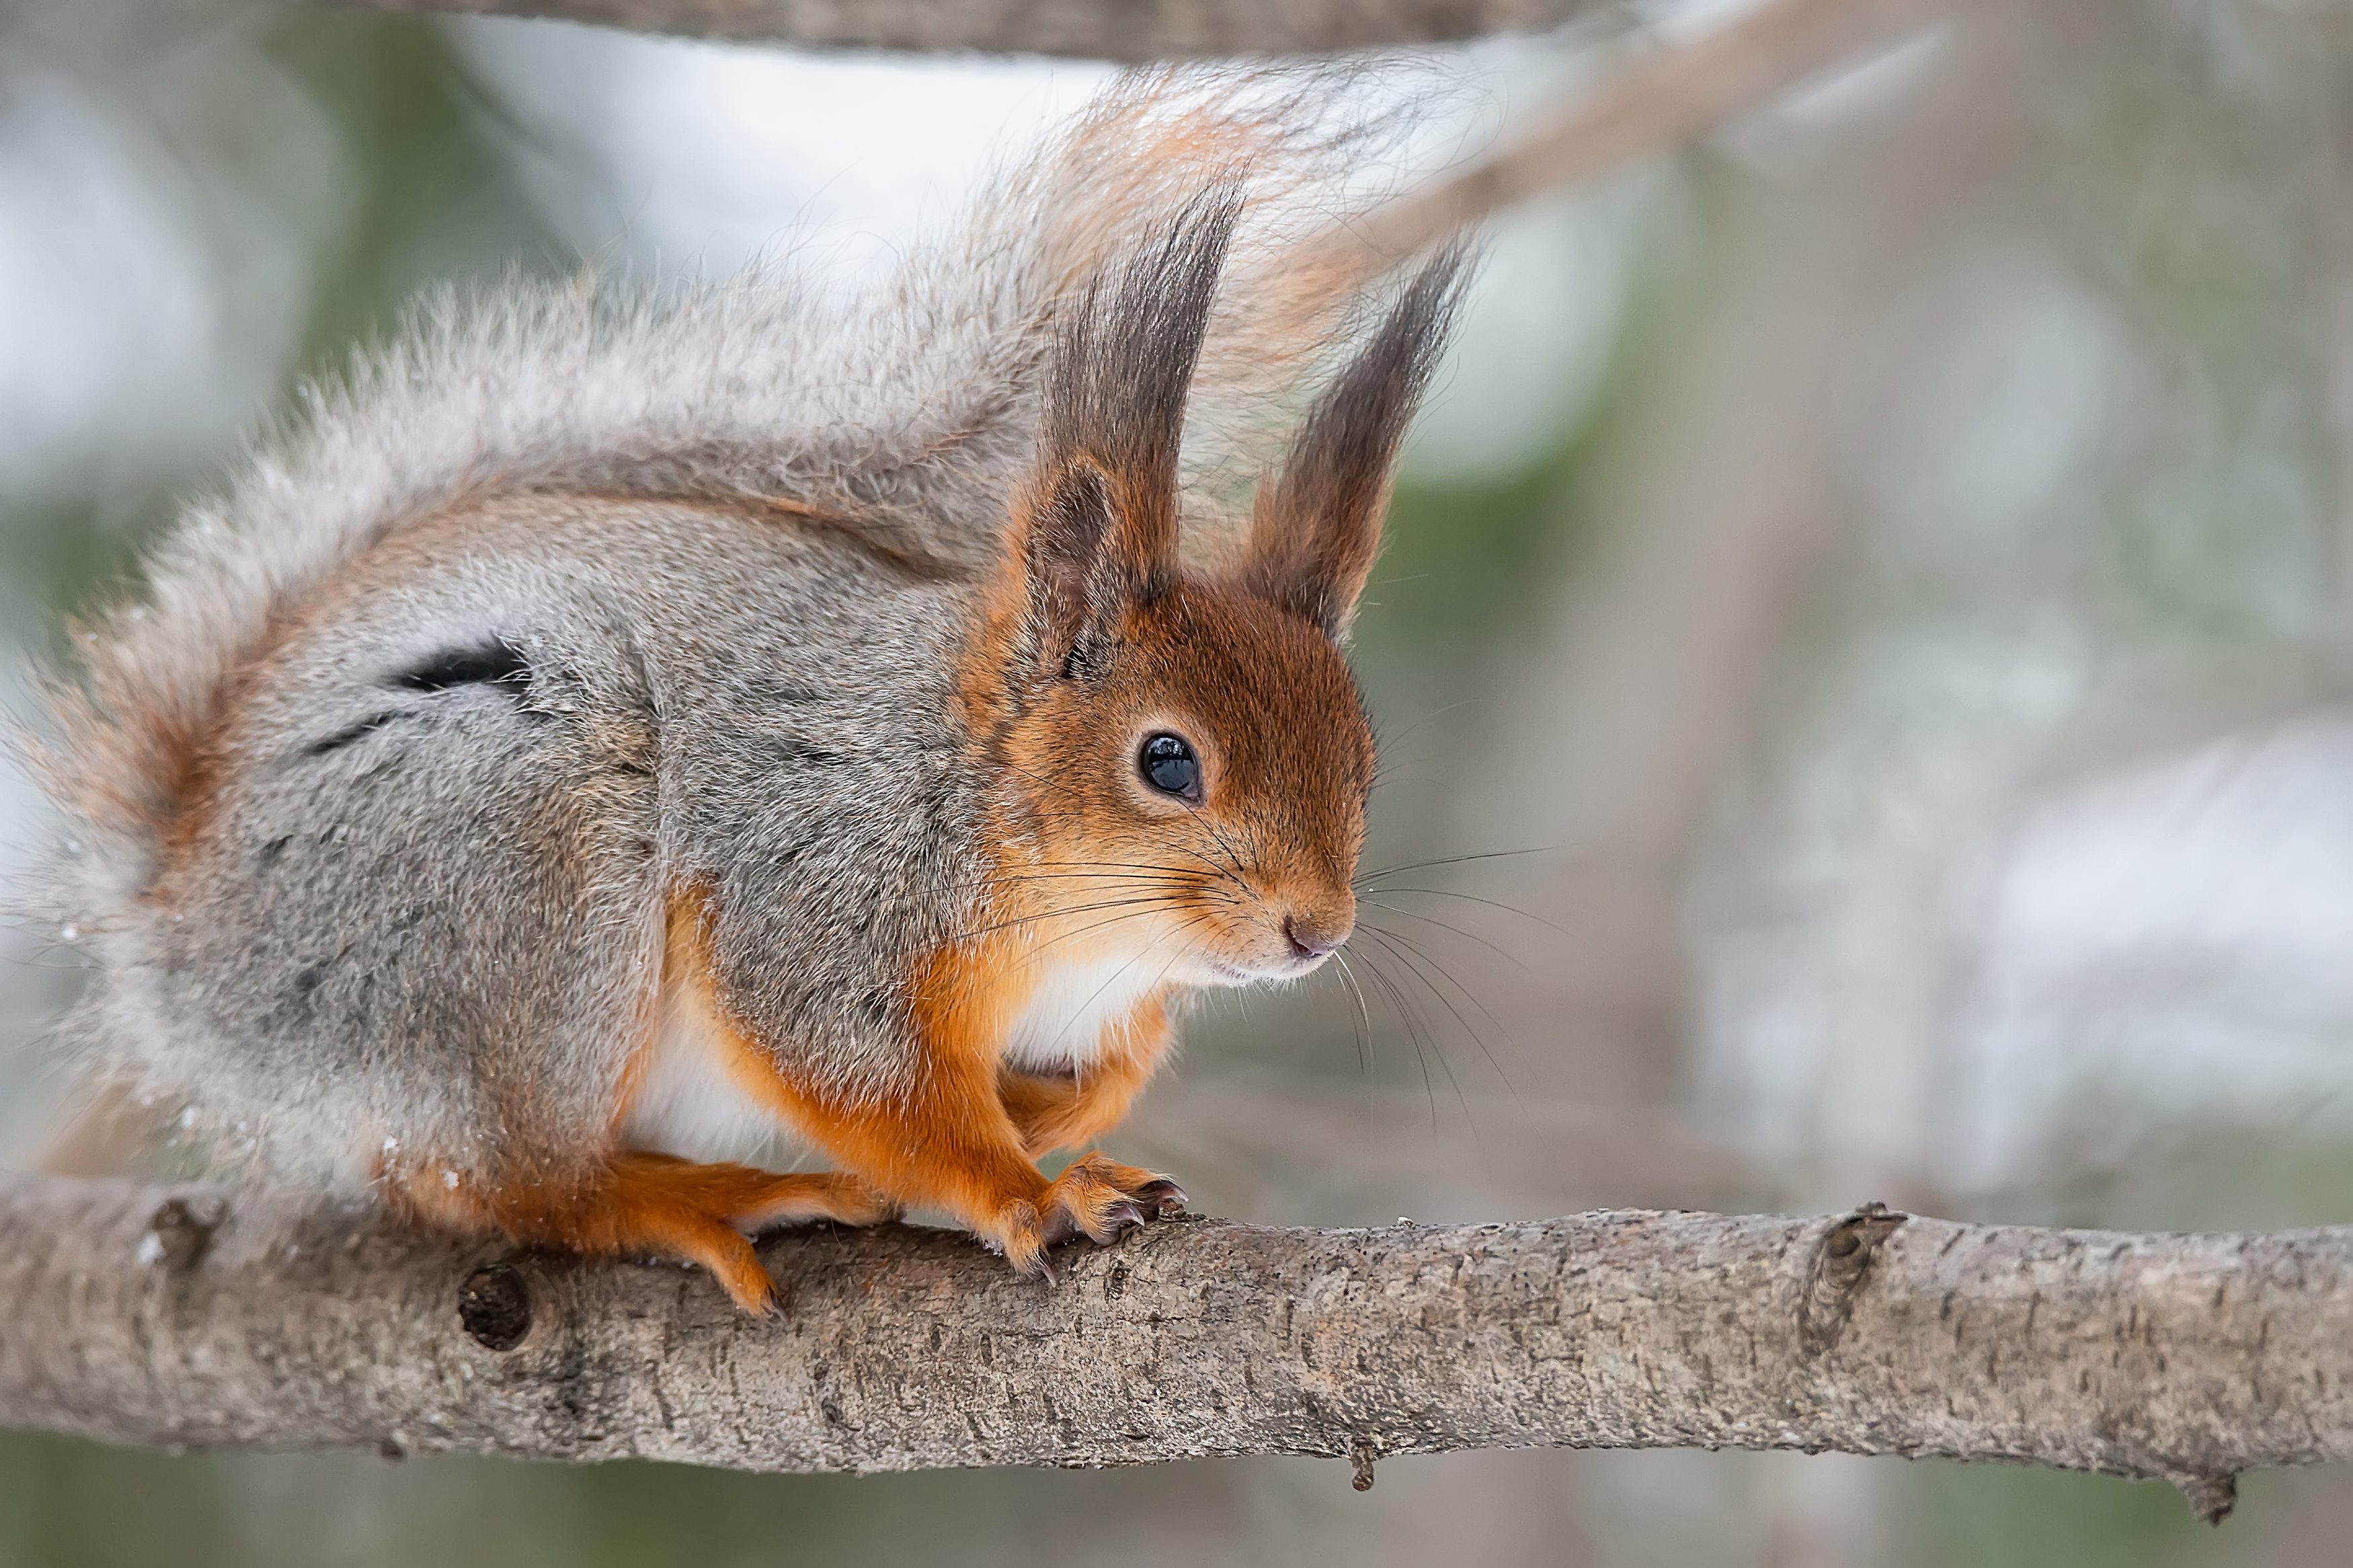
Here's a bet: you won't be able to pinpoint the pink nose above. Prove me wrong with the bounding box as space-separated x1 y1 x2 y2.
1283 915 1343 960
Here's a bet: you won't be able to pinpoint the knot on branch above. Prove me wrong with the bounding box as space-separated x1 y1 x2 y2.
458 1262 534 1352
1799 1201 1908 1354
136 1196 225 1274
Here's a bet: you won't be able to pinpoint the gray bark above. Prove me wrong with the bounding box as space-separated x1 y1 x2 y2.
3 1172 2344 1524
344 0 1607 60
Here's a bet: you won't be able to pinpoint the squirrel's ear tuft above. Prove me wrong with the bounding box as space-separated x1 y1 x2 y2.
1240 247 1472 641
1013 187 1242 677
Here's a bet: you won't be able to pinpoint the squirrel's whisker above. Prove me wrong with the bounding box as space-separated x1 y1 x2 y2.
1359 934 1478 1135
1330 948 1378 1085
1348 944 1441 1132
1355 884 1566 936
943 894 1189 949
1359 897 1529 973
1355 847 1560 882
1355 924 1517 1111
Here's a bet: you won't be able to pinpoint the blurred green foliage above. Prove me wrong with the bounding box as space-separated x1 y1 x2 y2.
0 11 565 646
1909 1463 2200 1568
266 15 568 374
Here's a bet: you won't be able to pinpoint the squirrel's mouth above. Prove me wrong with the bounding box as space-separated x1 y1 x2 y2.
1193 948 1334 987
1156 897 1351 987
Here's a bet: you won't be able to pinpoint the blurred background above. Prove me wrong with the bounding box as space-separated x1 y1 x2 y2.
5 0 2353 1562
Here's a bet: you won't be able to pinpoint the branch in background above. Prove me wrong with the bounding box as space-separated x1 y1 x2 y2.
1429 0 1988 1130
1319 0 1956 267
346 0 1609 60
2 1170 2342 1524
347 0 1961 275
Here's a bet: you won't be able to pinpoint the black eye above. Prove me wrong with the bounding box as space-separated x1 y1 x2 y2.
1139 733 1201 801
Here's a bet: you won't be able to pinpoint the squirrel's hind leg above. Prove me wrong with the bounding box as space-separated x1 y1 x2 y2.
399 1153 894 1316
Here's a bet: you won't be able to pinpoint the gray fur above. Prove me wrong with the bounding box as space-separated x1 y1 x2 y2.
118 497 978 1184
26 66 1433 1190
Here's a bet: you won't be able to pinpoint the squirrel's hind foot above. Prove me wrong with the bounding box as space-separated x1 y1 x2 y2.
588 1157 896 1313
411 1153 895 1317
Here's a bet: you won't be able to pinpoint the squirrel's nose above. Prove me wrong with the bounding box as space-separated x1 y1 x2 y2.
1283 914 1346 960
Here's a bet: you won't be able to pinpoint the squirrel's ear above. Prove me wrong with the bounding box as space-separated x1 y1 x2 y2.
1013 188 1241 678
1018 456 1148 679
1241 247 1471 641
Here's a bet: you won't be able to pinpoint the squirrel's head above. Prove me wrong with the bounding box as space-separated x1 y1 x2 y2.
971 192 1466 989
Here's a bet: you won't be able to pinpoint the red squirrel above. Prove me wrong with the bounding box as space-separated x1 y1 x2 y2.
30 71 1469 1313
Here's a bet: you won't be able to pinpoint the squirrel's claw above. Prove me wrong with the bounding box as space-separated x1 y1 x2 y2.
1133 1178 1187 1220
1002 1155 1187 1277
1037 1204 1086 1251
1039 1196 1142 1249
1090 1198 1148 1241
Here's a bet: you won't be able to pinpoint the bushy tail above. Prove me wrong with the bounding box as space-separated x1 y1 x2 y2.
24 64 1440 966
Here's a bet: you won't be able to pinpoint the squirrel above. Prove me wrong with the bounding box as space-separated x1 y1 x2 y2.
23 71 1470 1315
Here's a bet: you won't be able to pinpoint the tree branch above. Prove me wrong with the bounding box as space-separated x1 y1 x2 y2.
3 1171 2345 1523
343 0 1962 275
343 0 1609 59
1316 0 1955 268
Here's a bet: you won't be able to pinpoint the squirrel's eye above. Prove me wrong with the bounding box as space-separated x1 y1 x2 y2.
1139 733 1201 801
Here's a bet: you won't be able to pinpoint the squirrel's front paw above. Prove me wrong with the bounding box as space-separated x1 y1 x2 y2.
988 1153 1186 1278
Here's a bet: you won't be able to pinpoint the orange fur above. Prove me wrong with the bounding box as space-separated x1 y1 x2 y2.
1000 990 1173 1158
959 554 1371 981
393 1152 890 1317
651 897 1181 1276
391 887 903 1317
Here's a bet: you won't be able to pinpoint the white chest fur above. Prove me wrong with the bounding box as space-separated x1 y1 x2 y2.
619 979 803 1167
621 945 1167 1162
1000 951 1168 1075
